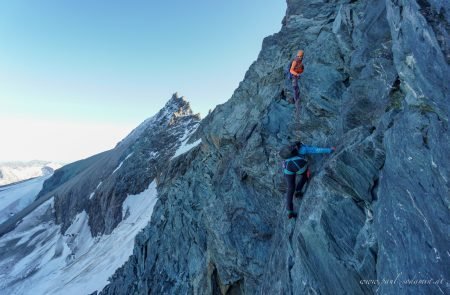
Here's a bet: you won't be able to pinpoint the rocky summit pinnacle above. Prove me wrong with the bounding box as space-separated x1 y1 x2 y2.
118 92 198 148
160 93 194 118
100 1 449 295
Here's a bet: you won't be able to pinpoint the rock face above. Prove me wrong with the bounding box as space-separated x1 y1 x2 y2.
32 94 200 236
101 1 449 294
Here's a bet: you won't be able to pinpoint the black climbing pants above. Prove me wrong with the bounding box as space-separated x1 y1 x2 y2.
292 75 300 100
291 75 300 113
285 172 308 211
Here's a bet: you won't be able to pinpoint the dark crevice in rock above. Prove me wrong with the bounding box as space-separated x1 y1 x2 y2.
391 76 401 92
370 178 380 202
421 125 430 149
418 181 426 191
353 199 366 215
349 9 355 29
211 267 222 295
343 76 351 88
143 244 148 261
240 170 248 181
387 119 394 130
245 124 258 142
386 76 404 112
225 279 243 295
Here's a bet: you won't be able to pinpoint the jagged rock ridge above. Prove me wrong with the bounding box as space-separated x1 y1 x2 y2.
34 93 201 236
0 94 199 238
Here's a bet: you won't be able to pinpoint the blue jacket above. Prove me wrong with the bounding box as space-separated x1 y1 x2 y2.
283 145 333 175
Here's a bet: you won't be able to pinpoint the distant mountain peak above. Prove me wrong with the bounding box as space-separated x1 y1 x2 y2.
163 92 194 118
119 93 199 147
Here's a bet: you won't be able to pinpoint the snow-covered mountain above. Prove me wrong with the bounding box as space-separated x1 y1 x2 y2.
0 94 201 294
0 161 62 186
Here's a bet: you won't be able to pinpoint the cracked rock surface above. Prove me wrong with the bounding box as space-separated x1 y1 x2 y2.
101 1 449 294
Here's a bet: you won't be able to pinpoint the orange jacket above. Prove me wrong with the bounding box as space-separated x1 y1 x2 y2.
290 57 304 76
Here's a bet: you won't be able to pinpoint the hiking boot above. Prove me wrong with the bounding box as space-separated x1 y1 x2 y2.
288 210 297 219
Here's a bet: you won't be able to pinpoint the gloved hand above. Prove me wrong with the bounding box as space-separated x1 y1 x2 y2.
331 146 336 152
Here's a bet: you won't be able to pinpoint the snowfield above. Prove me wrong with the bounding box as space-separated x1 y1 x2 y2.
0 175 51 224
172 125 201 159
112 152 134 174
0 181 158 295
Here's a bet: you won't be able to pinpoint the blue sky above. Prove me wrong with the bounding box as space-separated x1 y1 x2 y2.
0 0 285 162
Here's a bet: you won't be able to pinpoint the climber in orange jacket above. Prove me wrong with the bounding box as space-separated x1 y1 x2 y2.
290 50 304 113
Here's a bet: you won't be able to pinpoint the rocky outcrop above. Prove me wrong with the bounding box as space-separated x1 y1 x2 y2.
102 1 449 294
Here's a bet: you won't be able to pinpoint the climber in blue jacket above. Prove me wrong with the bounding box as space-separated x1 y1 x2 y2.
280 141 335 219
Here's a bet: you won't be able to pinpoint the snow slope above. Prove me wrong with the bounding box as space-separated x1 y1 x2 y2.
0 182 158 295
0 175 52 224
112 153 133 174
172 125 201 159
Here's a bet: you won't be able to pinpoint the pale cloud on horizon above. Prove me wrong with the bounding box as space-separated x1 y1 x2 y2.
0 117 135 163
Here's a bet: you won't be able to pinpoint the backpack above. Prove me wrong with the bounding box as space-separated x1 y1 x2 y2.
279 142 302 159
